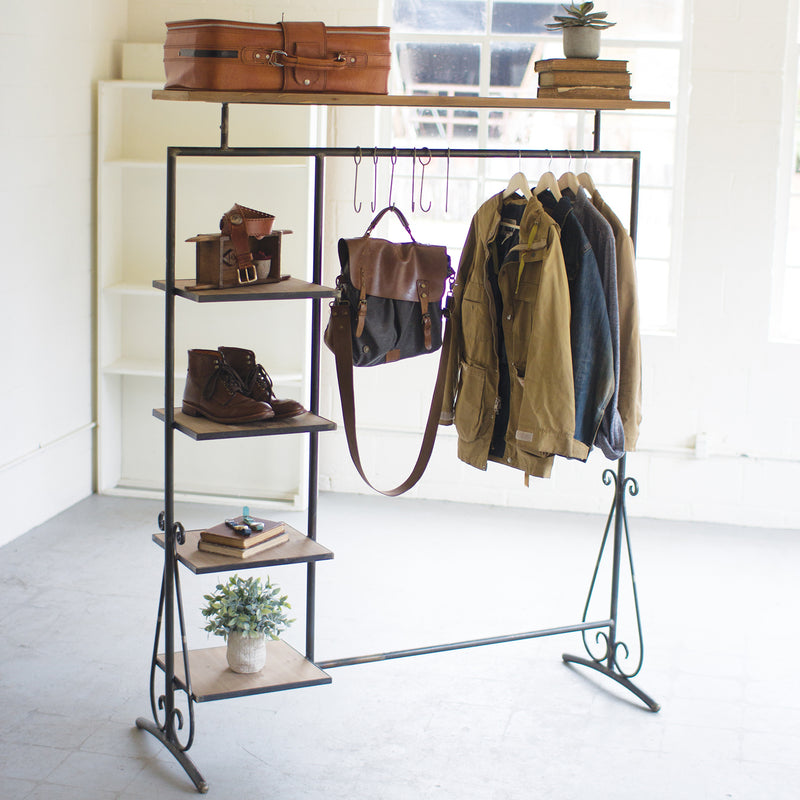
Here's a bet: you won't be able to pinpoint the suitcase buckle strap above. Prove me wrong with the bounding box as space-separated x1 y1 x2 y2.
268 49 288 67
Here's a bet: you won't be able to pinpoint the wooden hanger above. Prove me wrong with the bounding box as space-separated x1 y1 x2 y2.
534 170 561 201
558 170 581 195
577 171 597 193
503 171 532 199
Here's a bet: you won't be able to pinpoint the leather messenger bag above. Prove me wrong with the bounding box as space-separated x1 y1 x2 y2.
164 19 391 94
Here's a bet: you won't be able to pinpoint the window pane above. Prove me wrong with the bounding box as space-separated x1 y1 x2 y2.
395 42 480 87
392 0 485 33
491 2 561 34
636 259 670 330
489 43 538 90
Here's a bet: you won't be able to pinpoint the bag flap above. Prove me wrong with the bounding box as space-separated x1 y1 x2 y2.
341 237 449 303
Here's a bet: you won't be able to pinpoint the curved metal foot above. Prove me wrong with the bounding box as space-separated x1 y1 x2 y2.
135 717 209 793
561 653 660 712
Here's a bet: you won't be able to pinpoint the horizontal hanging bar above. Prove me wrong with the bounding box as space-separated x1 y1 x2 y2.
168 145 639 161
316 618 614 670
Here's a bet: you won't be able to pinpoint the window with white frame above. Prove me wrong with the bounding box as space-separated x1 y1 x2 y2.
383 0 686 332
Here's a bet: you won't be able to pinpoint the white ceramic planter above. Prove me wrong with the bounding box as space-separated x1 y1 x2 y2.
226 631 267 673
563 27 601 59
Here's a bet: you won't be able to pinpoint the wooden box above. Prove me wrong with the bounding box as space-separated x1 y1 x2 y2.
186 230 291 289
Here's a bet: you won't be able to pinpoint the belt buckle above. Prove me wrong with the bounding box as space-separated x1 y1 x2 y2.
237 265 257 284
268 50 287 67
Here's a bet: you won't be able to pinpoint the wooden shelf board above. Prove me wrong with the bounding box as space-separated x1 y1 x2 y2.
153 89 670 111
153 525 333 573
157 640 331 702
153 408 336 440
153 276 337 302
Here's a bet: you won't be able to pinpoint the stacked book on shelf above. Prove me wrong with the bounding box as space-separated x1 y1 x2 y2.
535 58 631 100
197 516 289 560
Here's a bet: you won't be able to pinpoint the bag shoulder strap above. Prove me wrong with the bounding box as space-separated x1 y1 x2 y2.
328 302 451 497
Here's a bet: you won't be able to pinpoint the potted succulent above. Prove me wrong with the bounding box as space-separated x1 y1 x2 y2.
545 3 616 59
201 574 294 674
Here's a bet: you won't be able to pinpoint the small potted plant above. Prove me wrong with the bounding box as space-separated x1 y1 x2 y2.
545 3 616 59
201 574 293 674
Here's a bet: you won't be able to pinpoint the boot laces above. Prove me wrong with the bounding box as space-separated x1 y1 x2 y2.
204 361 246 399
247 363 275 401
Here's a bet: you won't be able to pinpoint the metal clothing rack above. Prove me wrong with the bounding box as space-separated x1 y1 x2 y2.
136 96 663 794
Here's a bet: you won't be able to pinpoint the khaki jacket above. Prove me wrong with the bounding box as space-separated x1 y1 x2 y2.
590 190 643 449
440 192 588 480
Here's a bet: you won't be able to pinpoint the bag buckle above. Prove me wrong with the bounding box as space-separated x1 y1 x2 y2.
237 265 257 284
268 50 287 67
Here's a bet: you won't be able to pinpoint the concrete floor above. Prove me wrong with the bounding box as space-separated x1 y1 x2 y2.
1 490 799 799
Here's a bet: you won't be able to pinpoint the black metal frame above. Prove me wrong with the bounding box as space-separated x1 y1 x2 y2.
136 106 659 794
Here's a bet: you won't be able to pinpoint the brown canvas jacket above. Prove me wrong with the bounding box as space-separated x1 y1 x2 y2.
440 191 588 480
590 190 643 449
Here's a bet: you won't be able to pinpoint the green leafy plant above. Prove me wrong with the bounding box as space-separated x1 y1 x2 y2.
201 574 293 641
545 2 616 30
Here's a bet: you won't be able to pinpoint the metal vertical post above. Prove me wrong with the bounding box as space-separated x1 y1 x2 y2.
305 154 326 662
593 109 602 152
163 148 177 740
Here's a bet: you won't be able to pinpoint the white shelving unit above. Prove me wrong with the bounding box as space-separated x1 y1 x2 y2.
96 80 324 506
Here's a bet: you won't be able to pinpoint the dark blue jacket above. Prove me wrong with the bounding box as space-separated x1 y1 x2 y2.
538 190 614 451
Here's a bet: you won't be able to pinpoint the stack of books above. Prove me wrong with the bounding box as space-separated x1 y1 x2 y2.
197 516 289 559
535 58 631 100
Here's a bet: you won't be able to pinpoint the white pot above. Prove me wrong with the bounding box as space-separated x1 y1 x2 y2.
226 631 267 673
563 27 601 59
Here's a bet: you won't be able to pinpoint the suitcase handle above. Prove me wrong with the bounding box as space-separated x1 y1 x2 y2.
268 49 347 70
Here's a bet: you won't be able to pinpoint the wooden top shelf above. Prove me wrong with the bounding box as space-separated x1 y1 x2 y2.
152 89 670 111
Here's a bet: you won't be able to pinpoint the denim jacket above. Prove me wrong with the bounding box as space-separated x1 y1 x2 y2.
568 187 625 459
440 192 588 481
538 190 614 452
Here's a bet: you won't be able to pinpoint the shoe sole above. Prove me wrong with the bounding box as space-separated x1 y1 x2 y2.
181 402 274 424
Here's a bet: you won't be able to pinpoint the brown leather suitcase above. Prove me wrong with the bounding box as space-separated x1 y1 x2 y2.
164 19 391 94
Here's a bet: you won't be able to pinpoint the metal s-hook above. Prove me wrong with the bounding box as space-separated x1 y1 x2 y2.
418 147 432 213
411 148 416 212
445 148 451 213
371 148 379 212
353 147 362 213
388 148 398 207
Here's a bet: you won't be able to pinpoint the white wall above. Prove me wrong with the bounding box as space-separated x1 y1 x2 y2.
0 1 127 546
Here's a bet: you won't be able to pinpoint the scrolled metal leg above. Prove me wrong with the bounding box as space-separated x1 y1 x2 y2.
562 457 660 712
136 514 206 791
135 716 208 793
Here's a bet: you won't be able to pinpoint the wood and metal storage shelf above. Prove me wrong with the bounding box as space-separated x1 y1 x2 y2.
136 90 669 793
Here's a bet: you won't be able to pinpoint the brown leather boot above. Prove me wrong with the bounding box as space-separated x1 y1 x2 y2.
218 346 306 418
182 349 274 423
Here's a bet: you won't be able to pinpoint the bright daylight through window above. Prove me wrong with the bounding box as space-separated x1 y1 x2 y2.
386 0 684 331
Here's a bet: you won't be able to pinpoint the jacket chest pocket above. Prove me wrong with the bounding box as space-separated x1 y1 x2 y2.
461 282 495 366
502 265 541 370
